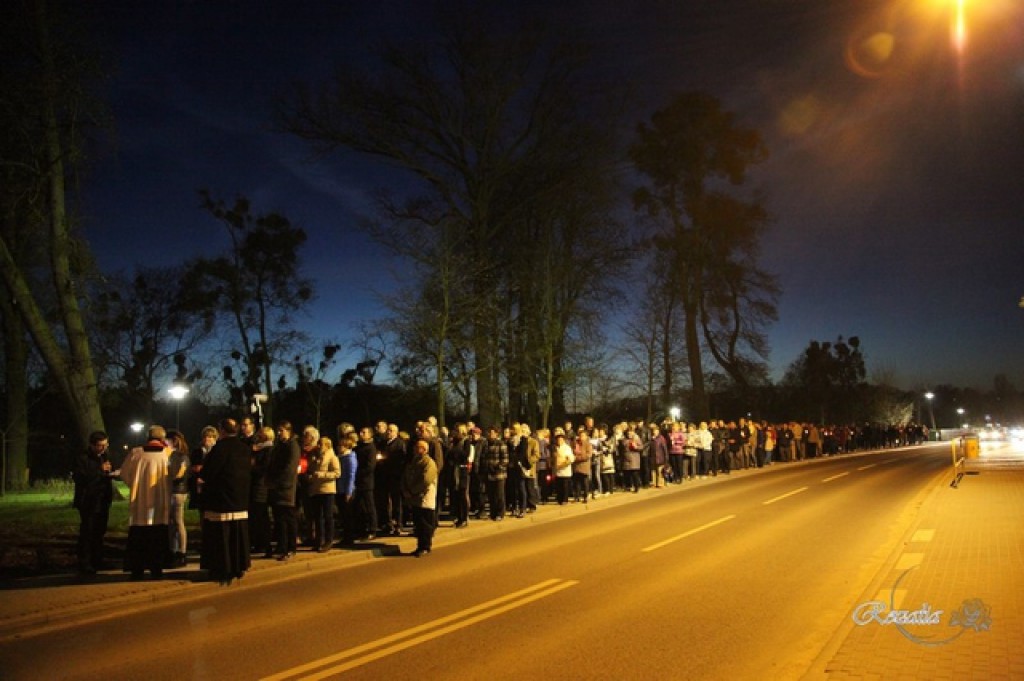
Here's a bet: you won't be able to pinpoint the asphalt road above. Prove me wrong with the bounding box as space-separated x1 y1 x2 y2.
0 444 952 681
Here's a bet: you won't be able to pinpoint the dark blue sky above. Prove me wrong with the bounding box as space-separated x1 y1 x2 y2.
80 1 1024 392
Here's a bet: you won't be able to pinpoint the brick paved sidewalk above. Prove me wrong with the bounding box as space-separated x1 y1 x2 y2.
812 465 1024 680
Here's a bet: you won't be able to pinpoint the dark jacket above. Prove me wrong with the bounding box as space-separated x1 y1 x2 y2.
354 440 378 492
376 436 407 483
646 434 669 468
201 436 252 513
72 448 113 512
507 438 526 479
250 442 272 504
265 437 301 506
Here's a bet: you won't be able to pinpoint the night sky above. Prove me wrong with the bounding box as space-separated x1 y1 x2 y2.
78 1 1024 392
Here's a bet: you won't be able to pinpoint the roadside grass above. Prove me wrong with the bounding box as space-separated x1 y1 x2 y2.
0 481 199 580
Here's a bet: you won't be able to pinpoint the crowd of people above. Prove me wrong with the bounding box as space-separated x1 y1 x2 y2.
70 414 930 581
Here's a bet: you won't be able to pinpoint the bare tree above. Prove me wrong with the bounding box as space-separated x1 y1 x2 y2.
278 9 625 427
91 266 211 421
180 192 313 423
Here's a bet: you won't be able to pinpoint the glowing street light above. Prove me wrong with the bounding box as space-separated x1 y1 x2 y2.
669 406 681 422
168 382 190 430
924 392 936 434
952 0 967 56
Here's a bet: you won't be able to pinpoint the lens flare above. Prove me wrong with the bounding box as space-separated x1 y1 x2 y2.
845 31 896 78
952 0 967 56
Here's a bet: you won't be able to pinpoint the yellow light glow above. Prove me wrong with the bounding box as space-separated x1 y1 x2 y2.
952 0 967 55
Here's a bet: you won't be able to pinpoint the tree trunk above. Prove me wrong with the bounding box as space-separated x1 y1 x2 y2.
683 298 708 421
435 344 446 428
473 316 501 427
1 297 30 490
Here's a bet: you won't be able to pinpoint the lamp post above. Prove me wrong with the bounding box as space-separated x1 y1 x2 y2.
957 407 966 430
924 392 936 434
669 406 681 422
168 383 189 430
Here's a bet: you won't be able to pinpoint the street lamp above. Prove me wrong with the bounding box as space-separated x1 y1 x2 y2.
168 382 189 430
130 422 144 436
956 407 966 430
669 406 681 422
924 392 936 434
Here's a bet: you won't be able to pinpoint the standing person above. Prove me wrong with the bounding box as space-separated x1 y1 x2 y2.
189 426 218 512
697 421 715 477
725 421 741 473
762 422 776 467
684 423 698 480
588 429 604 497
436 424 462 525
521 424 541 512
353 426 378 539
240 416 258 447
417 421 446 525
647 424 669 488
637 422 651 487
782 423 796 462
738 418 753 469
746 420 760 468
572 428 592 502
375 423 407 536
791 422 805 461
72 431 115 575
297 427 318 547
308 436 340 552
668 422 686 484
199 418 252 583
402 439 438 557
451 425 478 528
806 423 822 459
619 428 643 492
336 432 359 545
552 432 575 504
266 421 300 561
373 420 389 452
249 426 274 558
598 427 616 494
506 425 527 517
120 426 172 580
535 428 552 503
166 431 191 568
469 427 487 518
481 426 509 520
